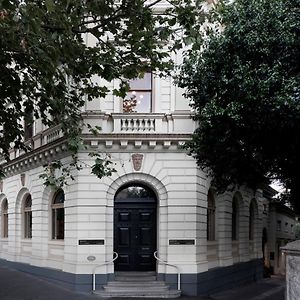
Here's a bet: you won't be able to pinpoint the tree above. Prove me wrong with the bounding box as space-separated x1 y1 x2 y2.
0 0 204 185
179 0 300 211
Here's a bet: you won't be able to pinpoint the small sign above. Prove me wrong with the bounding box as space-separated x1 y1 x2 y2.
79 239 104 245
87 255 96 262
169 239 195 245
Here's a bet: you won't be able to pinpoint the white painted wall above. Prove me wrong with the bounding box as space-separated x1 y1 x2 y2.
0 147 265 276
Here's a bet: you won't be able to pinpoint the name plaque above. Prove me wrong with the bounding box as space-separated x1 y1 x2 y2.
79 239 104 245
169 239 195 245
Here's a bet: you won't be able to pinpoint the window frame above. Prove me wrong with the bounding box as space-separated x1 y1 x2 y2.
249 200 256 240
23 194 32 239
1 199 8 238
207 190 216 241
232 197 239 241
51 190 65 240
123 72 153 113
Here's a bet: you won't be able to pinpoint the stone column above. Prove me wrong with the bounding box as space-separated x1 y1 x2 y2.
282 240 300 300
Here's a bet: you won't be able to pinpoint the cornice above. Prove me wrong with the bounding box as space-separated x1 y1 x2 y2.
1 132 191 178
2 138 68 177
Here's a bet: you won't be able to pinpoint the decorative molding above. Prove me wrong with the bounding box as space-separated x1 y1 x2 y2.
132 154 143 171
20 173 26 186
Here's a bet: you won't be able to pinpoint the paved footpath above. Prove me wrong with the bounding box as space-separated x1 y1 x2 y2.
208 275 285 300
0 266 285 300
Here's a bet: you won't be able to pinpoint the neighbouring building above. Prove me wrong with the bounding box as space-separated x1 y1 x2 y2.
262 188 296 277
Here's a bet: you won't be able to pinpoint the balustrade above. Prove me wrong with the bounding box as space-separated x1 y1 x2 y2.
120 117 155 132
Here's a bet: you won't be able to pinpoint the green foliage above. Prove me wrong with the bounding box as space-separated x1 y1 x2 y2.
179 0 300 211
0 0 206 187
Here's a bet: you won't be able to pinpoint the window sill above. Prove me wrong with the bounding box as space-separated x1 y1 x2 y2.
207 240 218 246
48 240 65 245
21 239 32 243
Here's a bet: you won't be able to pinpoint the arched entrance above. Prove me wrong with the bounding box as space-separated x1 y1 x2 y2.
114 183 157 271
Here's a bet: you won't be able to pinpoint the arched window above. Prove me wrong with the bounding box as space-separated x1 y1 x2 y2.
207 190 215 241
23 195 32 239
232 197 239 241
249 199 256 240
52 190 65 240
1 199 8 238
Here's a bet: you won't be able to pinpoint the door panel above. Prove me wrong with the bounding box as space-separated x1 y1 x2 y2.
118 227 130 246
114 205 156 271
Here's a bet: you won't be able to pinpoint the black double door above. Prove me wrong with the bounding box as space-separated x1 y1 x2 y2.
114 203 157 271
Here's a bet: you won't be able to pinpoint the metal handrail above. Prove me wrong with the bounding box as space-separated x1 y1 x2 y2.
154 251 181 290
92 251 118 291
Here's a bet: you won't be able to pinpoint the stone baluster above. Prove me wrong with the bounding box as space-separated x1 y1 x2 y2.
150 119 155 131
133 119 138 132
144 119 149 131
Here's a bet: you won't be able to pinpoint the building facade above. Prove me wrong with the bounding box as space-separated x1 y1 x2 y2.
0 69 268 296
261 196 296 276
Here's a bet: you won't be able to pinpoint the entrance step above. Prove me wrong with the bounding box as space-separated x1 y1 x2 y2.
115 271 156 276
107 281 166 287
114 271 157 282
94 289 181 298
94 272 181 298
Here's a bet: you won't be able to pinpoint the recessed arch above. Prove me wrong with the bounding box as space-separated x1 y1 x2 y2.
249 198 258 240
107 173 167 273
51 189 65 240
114 182 157 271
15 187 30 212
107 173 167 207
0 193 7 205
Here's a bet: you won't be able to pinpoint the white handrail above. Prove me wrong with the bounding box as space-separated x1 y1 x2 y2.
92 252 118 291
154 251 181 290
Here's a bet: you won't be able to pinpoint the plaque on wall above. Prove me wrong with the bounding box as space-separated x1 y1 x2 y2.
79 239 105 245
169 239 195 245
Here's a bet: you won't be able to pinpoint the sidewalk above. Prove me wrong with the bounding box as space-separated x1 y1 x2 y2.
207 275 285 300
0 266 285 300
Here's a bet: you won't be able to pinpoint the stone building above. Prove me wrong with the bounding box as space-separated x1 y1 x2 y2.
0 69 267 296
261 191 296 276
0 3 269 294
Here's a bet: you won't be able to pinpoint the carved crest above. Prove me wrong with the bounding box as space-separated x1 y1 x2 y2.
20 173 26 186
132 154 143 171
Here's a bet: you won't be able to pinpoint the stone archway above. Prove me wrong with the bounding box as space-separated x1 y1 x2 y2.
107 173 168 273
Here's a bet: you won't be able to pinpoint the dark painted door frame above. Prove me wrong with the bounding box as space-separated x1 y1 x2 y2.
113 184 157 272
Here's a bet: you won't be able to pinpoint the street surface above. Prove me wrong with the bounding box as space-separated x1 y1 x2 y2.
0 266 285 300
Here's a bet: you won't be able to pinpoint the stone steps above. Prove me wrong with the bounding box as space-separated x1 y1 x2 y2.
94 272 181 298
94 289 181 298
114 275 157 281
107 280 166 287
103 285 170 292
